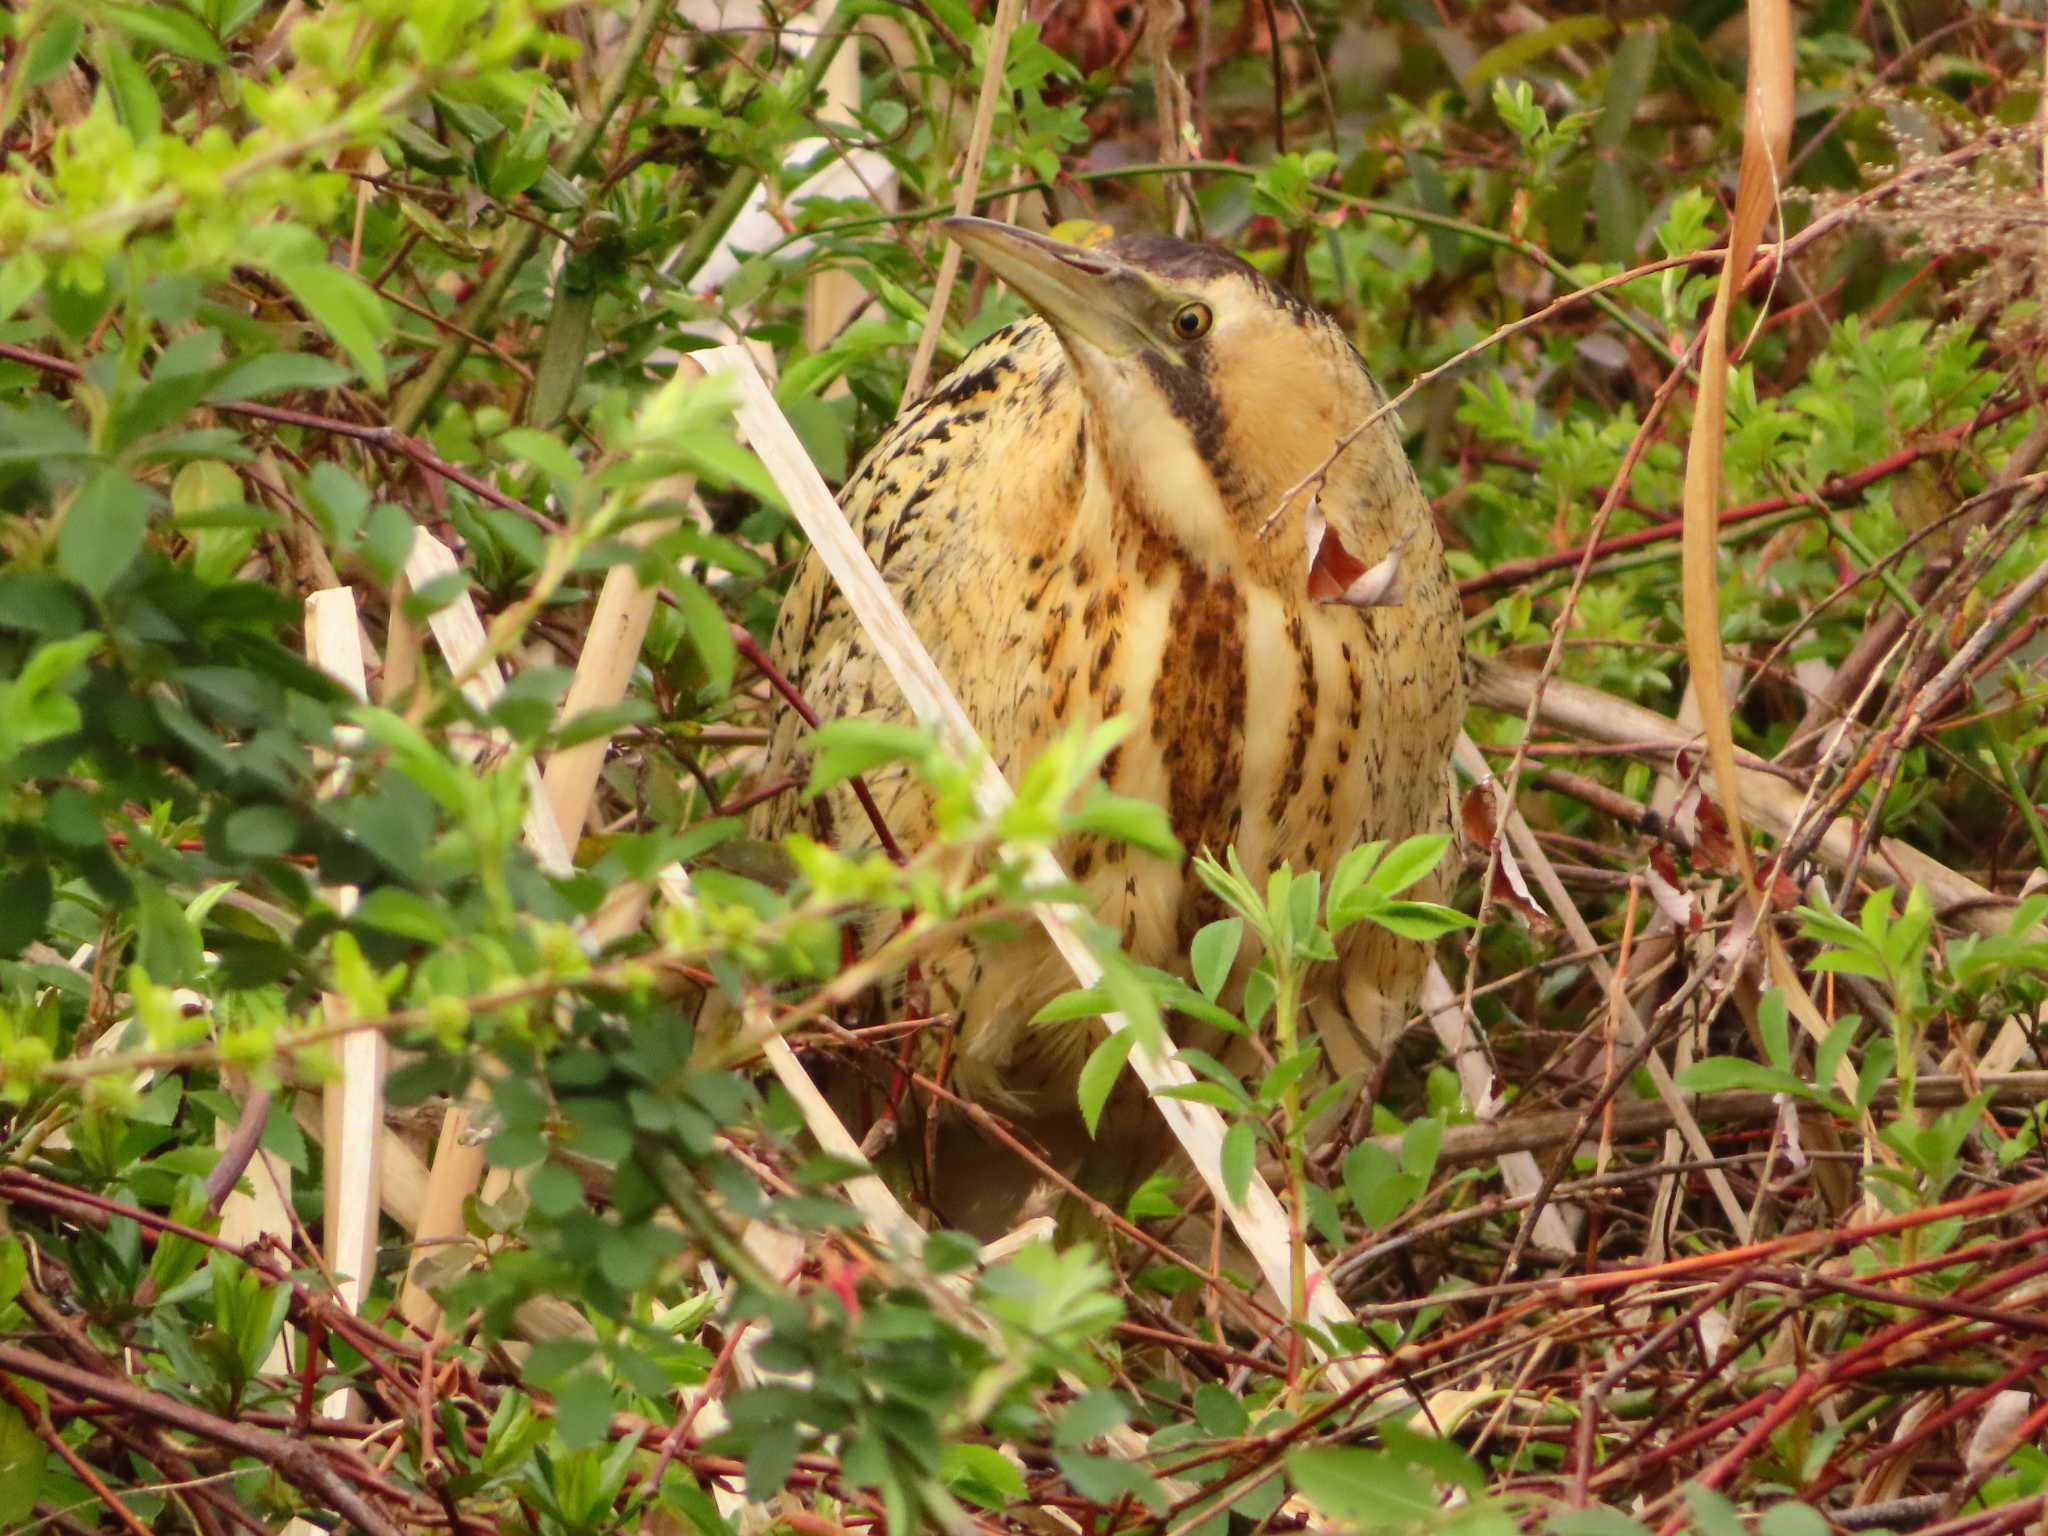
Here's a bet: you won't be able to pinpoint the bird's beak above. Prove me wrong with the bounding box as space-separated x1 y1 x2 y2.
941 217 1151 356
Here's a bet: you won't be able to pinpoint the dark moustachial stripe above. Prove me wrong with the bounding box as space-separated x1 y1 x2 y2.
1138 345 1228 474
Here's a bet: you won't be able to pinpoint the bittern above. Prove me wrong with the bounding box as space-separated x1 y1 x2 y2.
753 218 1466 1234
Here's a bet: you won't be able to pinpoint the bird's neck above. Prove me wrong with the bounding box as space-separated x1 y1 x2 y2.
1076 396 1249 587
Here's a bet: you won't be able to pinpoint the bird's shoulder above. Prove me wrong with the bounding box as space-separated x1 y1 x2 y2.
842 317 1078 533
753 318 1084 840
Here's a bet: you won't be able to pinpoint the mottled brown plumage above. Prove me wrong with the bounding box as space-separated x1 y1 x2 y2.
754 219 1465 1233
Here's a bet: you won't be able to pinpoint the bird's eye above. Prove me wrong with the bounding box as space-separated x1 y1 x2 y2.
1171 302 1213 341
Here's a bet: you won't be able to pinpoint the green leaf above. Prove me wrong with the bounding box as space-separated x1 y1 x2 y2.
387 119 465 174
213 351 352 401
942 1443 1025 1509
1813 1015 1860 1095
1258 1048 1319 1106
1759 1504 1830 1536
0 1396 43 1526
1549 1510 1656 1536
220 804 297 858
803 719 932 799
0 1238 25 1309
1343 1141 1421 1227
1054 1450 1165 1513
672 428 786 509
1675 1058 1809 1097
0 254 45 324
271 263 391 391
102 3 224 63
1596 26 1660 150
1369 834 1451 899
98 37 161 139
1401 1116 1442 1181
1683 1485 1747 1536
59 472 153 596
1076 1027 1135 1137
1465 14 1612 89
1190 917 1243 1000
353 888 454 943
1033 985 1111 1025
1054 1389 1130 1448
1220 1120 1256 1205
22 12 84 86
1326 839 1387 931
1192 1383 1250 1438
0 630 102 760
497 428 583 485
1367 900 1475 941
1066 789 1180 860
1286 1446 1436 1527
1759 988 1791 1071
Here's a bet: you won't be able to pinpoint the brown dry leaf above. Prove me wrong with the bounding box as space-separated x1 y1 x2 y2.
1646 846 1702 935
1461 782 1552 930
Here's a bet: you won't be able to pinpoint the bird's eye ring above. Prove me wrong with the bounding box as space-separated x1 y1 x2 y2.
1171 302 1213 341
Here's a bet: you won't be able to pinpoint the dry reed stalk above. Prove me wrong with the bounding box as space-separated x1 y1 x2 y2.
900 0 1024 402
302 588 384 1436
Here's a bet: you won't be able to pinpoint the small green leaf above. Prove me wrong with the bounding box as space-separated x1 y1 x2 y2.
942 1443 1025 1509
22 12 84 86
1343 1141 1421 1227
1401 1116 1442 1180
1759 1503 1830 1536
1192 1383 1250 1438
0 254 45 324
0 1237 26 1309
1067 789 1181 860
1286 1446 1436 1526
1675 1058 1809 1097
97 37 161 139
1759 988 1791 1071
1220 1120 1256 1205
1033 985 1111 1025
1190 917 1243 1000
1258 1048 1319 1105
1076 1028 1135 1136
1055 1450 1165 1512
1367 900 1475 941
1369 834 1452 899
0 1396 43 1525
213 351 352 401
1683 1485 1747 1536
59 473 153 596
1813 1015 1860 1095
271 263 391 391
1549 1509 1657 1536
803 719 931 799
102 3 224 62
497 427 583 484
1054 1389 1130 1447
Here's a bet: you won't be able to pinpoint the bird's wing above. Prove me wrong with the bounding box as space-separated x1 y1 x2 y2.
750 318 1082 851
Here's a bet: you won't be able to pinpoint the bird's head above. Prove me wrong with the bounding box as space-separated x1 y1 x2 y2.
941 216 1428 597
